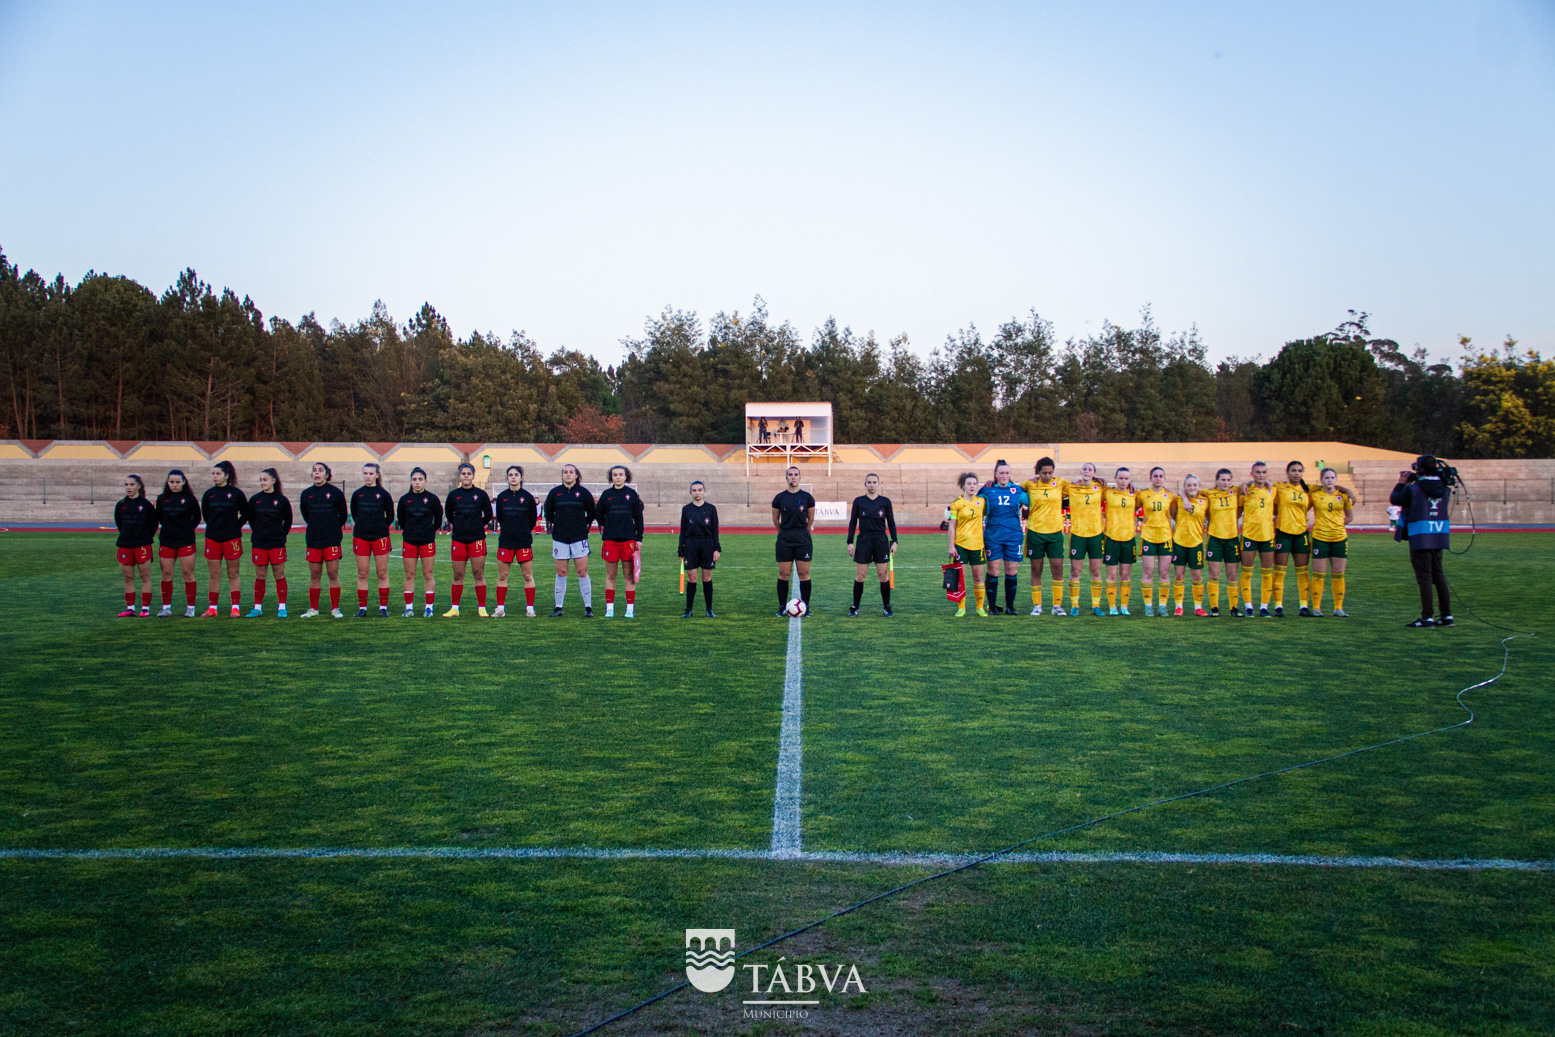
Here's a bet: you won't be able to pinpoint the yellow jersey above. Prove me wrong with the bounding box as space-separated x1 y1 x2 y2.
1204 487 1241 540
1274 480 1312 536
1241 483 1275 540
1066 479 1107 538
949 495 986 550
1137 488 1176 544
1020 477 1068 535
1311 488 1350 542
1103 486 1138 542
1172 493 1210 547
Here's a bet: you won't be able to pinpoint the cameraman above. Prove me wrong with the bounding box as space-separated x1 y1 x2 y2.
1390 455 1454 628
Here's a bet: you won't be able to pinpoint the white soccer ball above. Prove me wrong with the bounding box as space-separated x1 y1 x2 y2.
784 598 808 617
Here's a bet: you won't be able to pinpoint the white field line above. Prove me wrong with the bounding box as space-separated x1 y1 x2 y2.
770 616 805 857
1 845 1549 871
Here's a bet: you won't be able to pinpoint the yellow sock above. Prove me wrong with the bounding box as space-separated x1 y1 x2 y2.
1192 582 1203 609
1176 583 1187 609
1272 564 1287 608
1334 573 1346 610
974 586 985 609
1121 582 1132 608
1227 577 1239 609
1106 579 1117 608
1296 565 1310 608
1210 581 1220 610
1239 568 1252 607
1032 580 1041 605
1070 579 1081 610
1091 580 1103 608
1141 582 1152 607
1311 573 1326 609
1260 567 1273 607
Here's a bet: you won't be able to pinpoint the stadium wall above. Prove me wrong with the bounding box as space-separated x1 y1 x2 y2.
2 440 1551 527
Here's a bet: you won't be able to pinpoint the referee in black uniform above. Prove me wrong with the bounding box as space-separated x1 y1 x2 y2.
771 466 816 615
847 473 898 616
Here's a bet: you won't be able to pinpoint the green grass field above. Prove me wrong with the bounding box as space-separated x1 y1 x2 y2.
1 531 1552 1036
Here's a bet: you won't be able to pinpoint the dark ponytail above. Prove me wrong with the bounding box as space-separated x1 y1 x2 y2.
1286 461 1310 495
214 459 238 489
261 467 283 495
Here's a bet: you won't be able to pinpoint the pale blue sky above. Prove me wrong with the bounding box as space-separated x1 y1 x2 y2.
3 1 1552 366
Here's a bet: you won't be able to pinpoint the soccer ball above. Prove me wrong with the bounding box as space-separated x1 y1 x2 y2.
784 598 808 617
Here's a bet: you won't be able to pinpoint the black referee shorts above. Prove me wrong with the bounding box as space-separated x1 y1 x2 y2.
853 534 891 565
775 532 813 563
682 541 717 570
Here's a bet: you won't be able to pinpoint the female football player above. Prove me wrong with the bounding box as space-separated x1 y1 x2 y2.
1203 468 1242 617
350 462 396 617
299 462 348 617
679 480 721 617
1018 457 1065 616
1136 466 1176 616
1238 461 1277 616
544 463 596 617
1271 460 1313 617
114 474 157 616
1065 462 1107 616
1309 467 1354 616
978 460 1028 614
199 461 248 616
444 462 494 617
1170 474 1210 616
396 467 442 617
246 468 292 617
947 472 988 617
154 469 200 617
596 465 645 618
846 473 898 617
1102 467 1140 615
493 465 539 617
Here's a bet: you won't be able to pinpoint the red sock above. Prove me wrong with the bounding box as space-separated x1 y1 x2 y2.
162 580 173 605
185 582 197 606
451 583 463 605
525 586 535 607
496 585 508 606
254 579 266 604
275 578 287 604
141 591 152 608
358 588 369 608
475 584 487 607
125 591 136 607
230 589 240 607
625 589 635 604
424 591 435 606
405 591 414 606
378 586 389 607
329 586 340 609
605 588 615 604
309 587 321 609
208 590 219 607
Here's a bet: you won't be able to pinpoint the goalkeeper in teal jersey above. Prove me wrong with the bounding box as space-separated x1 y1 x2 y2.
978 460 1029 614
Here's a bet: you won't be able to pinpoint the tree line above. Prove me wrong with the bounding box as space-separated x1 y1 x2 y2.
1 249 1548 456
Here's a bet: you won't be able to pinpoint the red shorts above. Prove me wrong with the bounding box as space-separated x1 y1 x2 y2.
204 537 242 560
251 547 288 566
159 544 196 559
117 545 152 566
402 541 437 559
601 539 638 563
353 536 392 557
451 539 487 561
306 546 343 563
497 547 534 564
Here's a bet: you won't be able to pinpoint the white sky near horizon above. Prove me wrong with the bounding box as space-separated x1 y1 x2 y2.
2 1 1552 370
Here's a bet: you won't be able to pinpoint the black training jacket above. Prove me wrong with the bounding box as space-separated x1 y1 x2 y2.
155 490 201 548
444 486 494 543
678 501 720 555
596 485 645 542
396 490 443 545
543 483 596 544
350 485 396 540
201 485 249 542
299 483 349 549
114 496 159 548
247 490 293 550
847 495 898 544
494 488 539 550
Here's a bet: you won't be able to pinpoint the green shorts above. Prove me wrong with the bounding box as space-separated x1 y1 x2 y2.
1026 530 1065 560
1205 535 1240 563
1140 539 1171 556
1171 543 1205 569
1242 537 1274 555
955 545 987 566
1312 537 1348 559
1103 536 1136 565
1069 533 1105 560
1274 530 1311 556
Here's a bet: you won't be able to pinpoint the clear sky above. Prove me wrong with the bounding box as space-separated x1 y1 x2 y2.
3 1 1552 367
